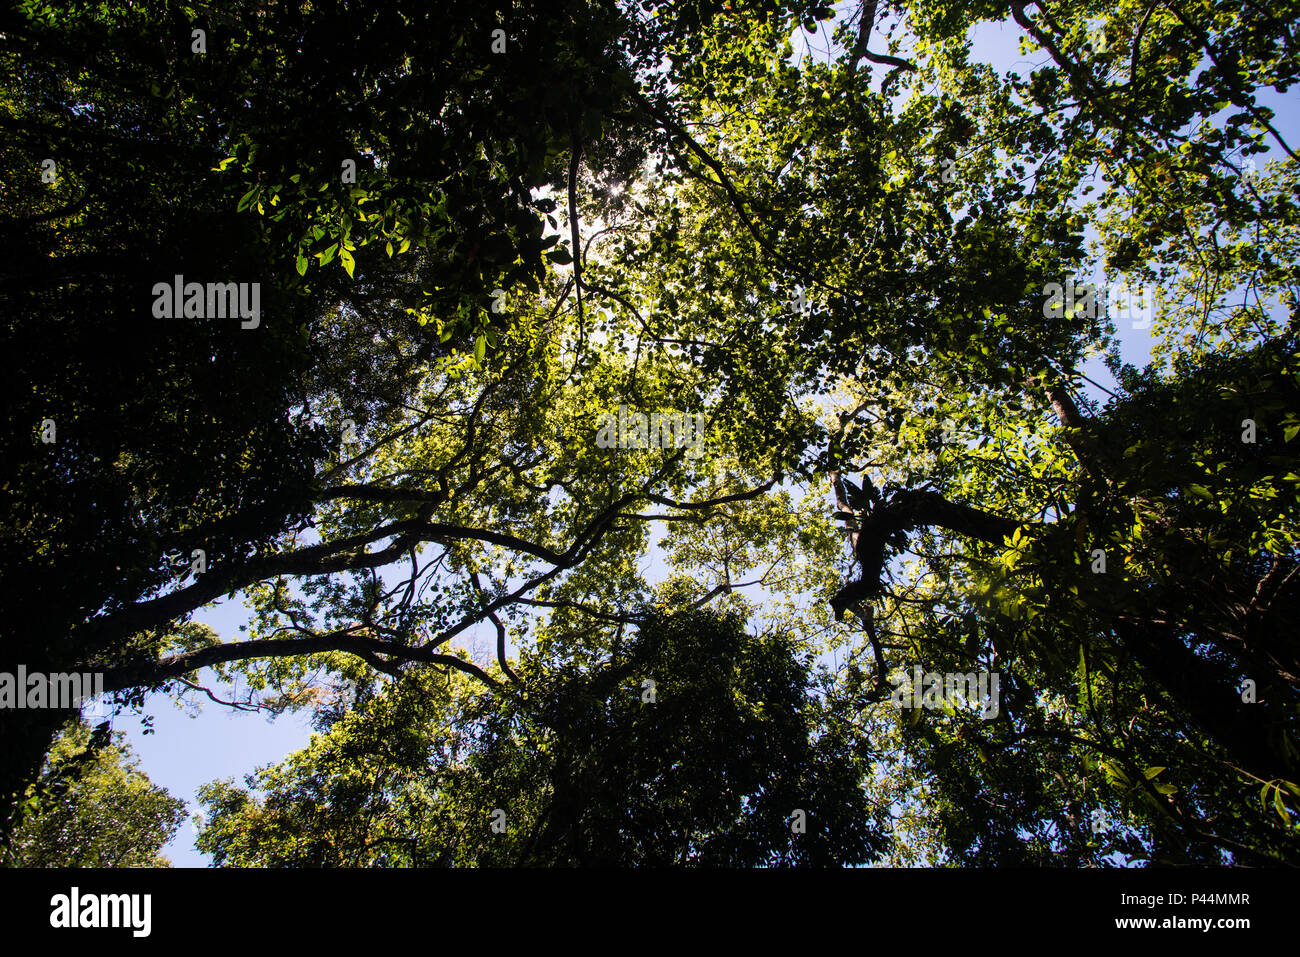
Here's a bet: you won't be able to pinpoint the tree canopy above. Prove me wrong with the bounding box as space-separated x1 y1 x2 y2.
3 0 1298 866
197 607 883 866
2 720 186 867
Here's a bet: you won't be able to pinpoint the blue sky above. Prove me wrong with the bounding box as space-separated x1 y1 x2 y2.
108 8 1296 867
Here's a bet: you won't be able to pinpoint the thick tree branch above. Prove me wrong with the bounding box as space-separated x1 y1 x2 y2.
1025 374 1112 481
568 123 585 350
100 629 503 696
646 480 777 511
472 571 521 685
831 489 1020 620
846 1 916 78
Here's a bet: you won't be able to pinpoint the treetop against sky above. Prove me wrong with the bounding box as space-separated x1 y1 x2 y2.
1 0 1298 866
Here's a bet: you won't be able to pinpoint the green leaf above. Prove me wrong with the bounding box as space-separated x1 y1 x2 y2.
339 247 355 278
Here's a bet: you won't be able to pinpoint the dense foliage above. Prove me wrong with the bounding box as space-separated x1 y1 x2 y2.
2 721 186 867
198 608 884 866
3 0 1297 865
